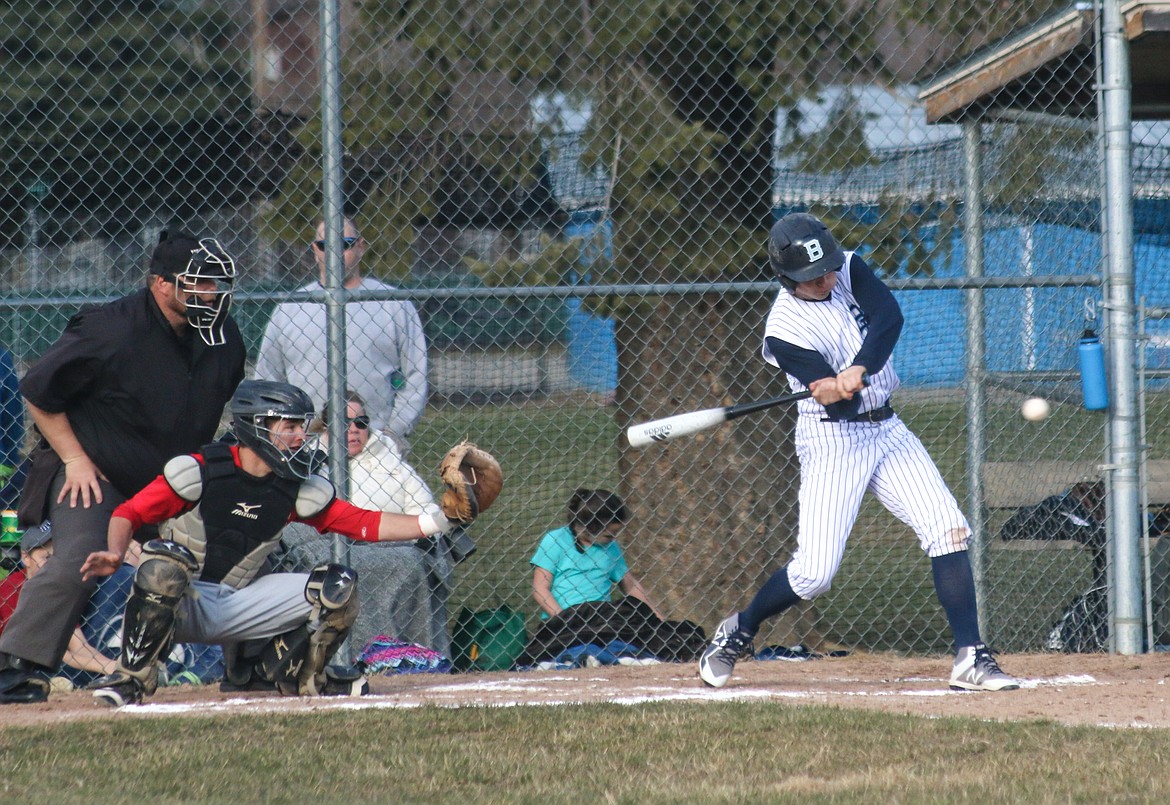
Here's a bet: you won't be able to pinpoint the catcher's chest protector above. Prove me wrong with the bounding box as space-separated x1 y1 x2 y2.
174 442 301 585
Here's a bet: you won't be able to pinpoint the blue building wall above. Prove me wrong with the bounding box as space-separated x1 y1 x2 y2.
886 222 1170 387
564 210 618 393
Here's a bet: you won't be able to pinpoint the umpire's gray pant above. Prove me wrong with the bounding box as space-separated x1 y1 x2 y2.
0 470 125 669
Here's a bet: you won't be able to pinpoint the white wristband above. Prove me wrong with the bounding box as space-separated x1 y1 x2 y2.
417 511 450 537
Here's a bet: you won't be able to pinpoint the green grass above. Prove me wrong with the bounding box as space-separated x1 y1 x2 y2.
3 703 1169 803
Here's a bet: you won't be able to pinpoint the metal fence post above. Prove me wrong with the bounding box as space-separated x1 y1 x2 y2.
1100 0 1143 654
962 121 989 640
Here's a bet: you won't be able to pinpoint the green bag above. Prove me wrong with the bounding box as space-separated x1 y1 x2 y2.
452 606 528 672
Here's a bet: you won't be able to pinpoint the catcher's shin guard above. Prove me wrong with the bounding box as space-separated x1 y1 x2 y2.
258 564 358 696
116 539 197 694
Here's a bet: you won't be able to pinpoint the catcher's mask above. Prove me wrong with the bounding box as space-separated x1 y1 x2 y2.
231 380 324 480
768 213 845 292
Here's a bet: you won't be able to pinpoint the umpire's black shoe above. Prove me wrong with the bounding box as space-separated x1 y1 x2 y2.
219 654 278 693
88 672 145 708
0 657 52 704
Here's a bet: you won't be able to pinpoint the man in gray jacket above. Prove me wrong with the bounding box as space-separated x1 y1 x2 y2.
256 218 428 447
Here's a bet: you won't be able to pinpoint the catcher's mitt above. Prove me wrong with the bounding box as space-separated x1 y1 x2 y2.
438 441 503 525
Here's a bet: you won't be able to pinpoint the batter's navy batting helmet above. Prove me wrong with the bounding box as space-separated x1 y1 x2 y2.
768 213 845 290
231 380 323 480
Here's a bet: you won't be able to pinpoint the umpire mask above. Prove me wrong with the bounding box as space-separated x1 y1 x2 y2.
175 238 237 346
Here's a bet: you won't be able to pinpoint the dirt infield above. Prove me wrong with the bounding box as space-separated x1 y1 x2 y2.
6 651 1170 729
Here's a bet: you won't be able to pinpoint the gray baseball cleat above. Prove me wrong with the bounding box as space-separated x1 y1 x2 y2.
89 671 146 708
949 643 1020 691
698 612 755 688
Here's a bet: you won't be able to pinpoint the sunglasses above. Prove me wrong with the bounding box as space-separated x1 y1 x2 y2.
346 415 370 430
313 236 360 252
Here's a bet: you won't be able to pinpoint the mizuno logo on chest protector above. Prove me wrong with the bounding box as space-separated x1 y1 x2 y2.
231 502 262 519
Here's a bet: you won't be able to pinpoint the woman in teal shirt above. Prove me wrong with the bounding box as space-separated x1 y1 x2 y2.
530 489 662 619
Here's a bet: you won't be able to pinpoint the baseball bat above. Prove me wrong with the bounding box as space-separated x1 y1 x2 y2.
625 372 868 448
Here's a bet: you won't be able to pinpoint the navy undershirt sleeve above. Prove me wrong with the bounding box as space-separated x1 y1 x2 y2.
848 255 903 374
764 337 861 420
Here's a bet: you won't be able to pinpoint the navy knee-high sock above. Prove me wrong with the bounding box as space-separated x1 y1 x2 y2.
932 551 981 649
739 567 803 635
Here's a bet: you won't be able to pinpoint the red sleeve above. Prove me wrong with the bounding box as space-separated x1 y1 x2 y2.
112 472 193 532
299 498 411 543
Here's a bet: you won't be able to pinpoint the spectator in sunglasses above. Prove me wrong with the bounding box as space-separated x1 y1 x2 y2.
275 390 466 657
255 216 428 454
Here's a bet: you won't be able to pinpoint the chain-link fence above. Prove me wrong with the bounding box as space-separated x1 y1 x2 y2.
2 1 1169 690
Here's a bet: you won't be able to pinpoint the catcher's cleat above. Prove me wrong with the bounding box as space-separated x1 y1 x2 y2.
320 665 370 697
949 643 1020 691
698 612 755 688
219 674 277 694
89 672 146 708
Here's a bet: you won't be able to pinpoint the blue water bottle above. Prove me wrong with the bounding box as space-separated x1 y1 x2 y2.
1078 329 1108 411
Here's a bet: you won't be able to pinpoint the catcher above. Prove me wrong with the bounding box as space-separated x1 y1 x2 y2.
78 380 501 707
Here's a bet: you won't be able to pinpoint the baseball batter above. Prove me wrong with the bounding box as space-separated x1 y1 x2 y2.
698 213 1018 692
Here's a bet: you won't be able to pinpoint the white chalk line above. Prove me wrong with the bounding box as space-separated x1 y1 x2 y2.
116 673 1102 718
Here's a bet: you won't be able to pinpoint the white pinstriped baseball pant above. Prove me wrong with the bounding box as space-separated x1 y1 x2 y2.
786 414 970 600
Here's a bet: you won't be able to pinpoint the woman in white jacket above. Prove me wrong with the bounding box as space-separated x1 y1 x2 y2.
276 393 462 656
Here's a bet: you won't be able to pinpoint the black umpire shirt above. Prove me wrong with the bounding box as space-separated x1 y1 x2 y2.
20 287 246 499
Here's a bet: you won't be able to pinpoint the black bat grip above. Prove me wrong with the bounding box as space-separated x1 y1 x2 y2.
724 371 869 421
723 390 809 421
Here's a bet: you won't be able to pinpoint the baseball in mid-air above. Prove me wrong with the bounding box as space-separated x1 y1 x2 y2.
1021 397 1051 422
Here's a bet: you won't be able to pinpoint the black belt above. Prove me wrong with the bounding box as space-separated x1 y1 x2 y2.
850 404 894 423
823 404 895 423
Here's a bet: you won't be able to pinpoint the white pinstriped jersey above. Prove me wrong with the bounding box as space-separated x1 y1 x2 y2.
761 251 899 419
757 251 969 599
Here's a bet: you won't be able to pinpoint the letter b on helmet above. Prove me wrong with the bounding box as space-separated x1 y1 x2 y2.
769 213 845 287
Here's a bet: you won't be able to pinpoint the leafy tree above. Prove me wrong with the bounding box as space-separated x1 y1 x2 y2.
0 0 252 247
267 0 1075 640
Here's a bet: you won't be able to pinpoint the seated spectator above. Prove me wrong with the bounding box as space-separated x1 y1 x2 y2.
0 340 26 509
275 391 466 656
0 521 115 683
518 489 705 667
532 489 661 620
0 522 224 688
999 482 1107 653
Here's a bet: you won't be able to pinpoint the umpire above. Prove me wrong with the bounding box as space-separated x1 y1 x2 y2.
0 231 246 704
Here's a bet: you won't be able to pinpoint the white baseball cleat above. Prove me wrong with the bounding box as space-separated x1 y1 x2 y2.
949 643 1019 691
698 613 755 688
